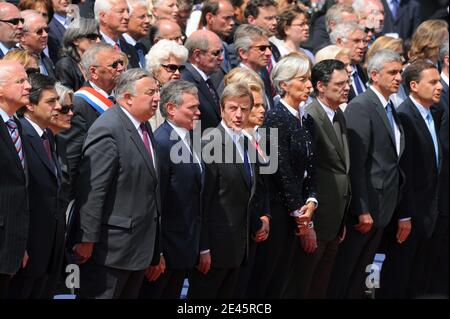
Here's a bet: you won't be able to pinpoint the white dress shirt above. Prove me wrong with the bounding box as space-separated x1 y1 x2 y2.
167 120 202 172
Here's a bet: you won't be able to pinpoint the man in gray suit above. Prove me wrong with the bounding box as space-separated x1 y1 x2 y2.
73 69 164 299
284 59 352 299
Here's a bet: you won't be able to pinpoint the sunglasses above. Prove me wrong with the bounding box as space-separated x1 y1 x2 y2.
364 27 375 34
84 33 100 41
161 64 185 73
251 45 272 52
94 59 125 69
59 104 74 115
33 27 50 36
0 17 25 26
26 67 40 75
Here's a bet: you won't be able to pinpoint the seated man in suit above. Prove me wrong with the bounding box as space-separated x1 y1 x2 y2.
140 80 203 299
0 2 24 58
0 60 31 298
148 18 185 48
20 10 55 78
181 30 224 132
95 0 141 68
122 0 151 69
73 69 164 299
9 74 64 299
379 60 443 298
188 83 265 299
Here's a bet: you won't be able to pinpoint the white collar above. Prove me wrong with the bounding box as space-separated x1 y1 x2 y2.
317 98 337 124
243 126 261 142
120 105 141 130
221 120 244 142
0 42 12 56
0 107 12 123
89 81 110 98
122 33 137 46
441 71 449 87
280 98 305 119
167 120 189 141
100 31 119 47
190 63 209 82
24 116 45 137
53 13 69 28
370 85 391 108
409 95 431 121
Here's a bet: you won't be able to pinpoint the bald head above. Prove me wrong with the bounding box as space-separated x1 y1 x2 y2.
152 18 183 45
185 29 223 75
0 3 24 47
0 60 31 115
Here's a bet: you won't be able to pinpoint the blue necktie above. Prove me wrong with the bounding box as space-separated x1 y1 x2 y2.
426 112 440 168
135 43 146 69
385 101 396 135
236 135 253 189
390 0 400 20
352 70 364 95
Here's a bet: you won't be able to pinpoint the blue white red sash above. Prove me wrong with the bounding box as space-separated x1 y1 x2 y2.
74 87 114 114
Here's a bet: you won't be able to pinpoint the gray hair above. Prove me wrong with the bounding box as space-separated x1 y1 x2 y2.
95 0 126 20
20 9 43 32
367 49 402 82
234 24 268 57
221 82 254 110
146 39 188 74
127 0 148 14
325 4 355 33
184 35 210 59
55 82 74 105
115 68 152 98
80 42 115 76
62 18 99 62
159 80 198 118
440 41 449 63
271 54 311 96
330 21 364 44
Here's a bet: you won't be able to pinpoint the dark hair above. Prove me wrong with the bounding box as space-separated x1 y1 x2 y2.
402 59 438 94
311 59 346 95
18 0 54 22
276 5 308 40
230 0 244 7
17 74 56 117
244 0 277 19
201 0 221 26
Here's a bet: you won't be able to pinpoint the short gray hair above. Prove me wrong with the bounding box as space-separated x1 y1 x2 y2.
20 9 42 32
55 82 74 105
127 0 148 14
367 49 402 82
95 0 126 20
146 39 188 74
271 53 311 96
325 4 355 33
62 18 99 61
159 80 198 118
234 24 267 57
440 41 449 63
80 43 115 75
221 82 254 110
184 34 210 59
115 68 152 98
330 21 364 44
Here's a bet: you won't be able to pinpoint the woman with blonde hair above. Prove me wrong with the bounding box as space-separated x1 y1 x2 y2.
365 36 404 69
409 19 449 64
3 48 40 74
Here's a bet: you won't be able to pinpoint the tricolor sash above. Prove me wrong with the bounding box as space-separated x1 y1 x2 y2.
74 87 114 114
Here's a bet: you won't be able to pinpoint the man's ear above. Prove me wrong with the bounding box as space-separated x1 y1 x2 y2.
238 47 248 62
205 12 214 26
409 80 419 94
247 15 255 24
316 81 325 94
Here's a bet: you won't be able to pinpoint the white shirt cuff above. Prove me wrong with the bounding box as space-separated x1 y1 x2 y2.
200 250 210 255
399 217 411 221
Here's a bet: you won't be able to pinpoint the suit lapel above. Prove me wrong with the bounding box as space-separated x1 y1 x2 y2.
369 88 398 150
0 118 23 171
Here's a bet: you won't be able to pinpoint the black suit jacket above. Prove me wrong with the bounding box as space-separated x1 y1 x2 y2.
48 17 66 64
99 35 141 69
41 52 56 79
75 105 161 270
181 63 221 132
309 15 331 54
433 100 449 216
200 125 263 268
348 65 368 102
0 116 29 275
344 87 405 228
397 98 441 238
381 0 422 40
18 118 64 277
154 121 203 269
55 56 85 91
306 100 351 241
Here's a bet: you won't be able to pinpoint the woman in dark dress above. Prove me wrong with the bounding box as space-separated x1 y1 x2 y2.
247 52 318 298
54 18 100 91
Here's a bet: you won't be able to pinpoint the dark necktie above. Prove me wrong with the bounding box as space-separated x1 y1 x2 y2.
108 95 116 104
41 131 54 164
135 42 146 69
205 78 220 107
352 69 364 95
385 101 396 135
332 112 344 150
238 136 253 189
5 119 25 169
390 0 400 20
140 123 155 169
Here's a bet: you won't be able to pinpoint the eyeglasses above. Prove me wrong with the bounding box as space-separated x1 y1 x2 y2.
32 27 50 36
251 45 272 52
59 104 74 114
166 35 186 43
290 22 309 28
84 33 101 41
201 49 224 57
364 27 375 34
94 59 125 69
26 67 40 75
161 64 185 73
0 17 25 26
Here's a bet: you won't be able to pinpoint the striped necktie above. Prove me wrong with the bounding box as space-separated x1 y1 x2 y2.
5 119 25 169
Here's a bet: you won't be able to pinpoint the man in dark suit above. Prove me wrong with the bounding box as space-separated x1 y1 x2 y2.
20 10 56 79
381 0 422 41
284 60 352 299
0 2 24 58
327 49 406 299
331 22 368 102
95 0 141 68
188 83 264 298
140 81 203 299
0 60 32 298
48 0 71 63
8 74 64 299
58 43 125 203
73 69 164 299
182 30 223 132
379 60 443 298
122 0 151 69
439 42 449 109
